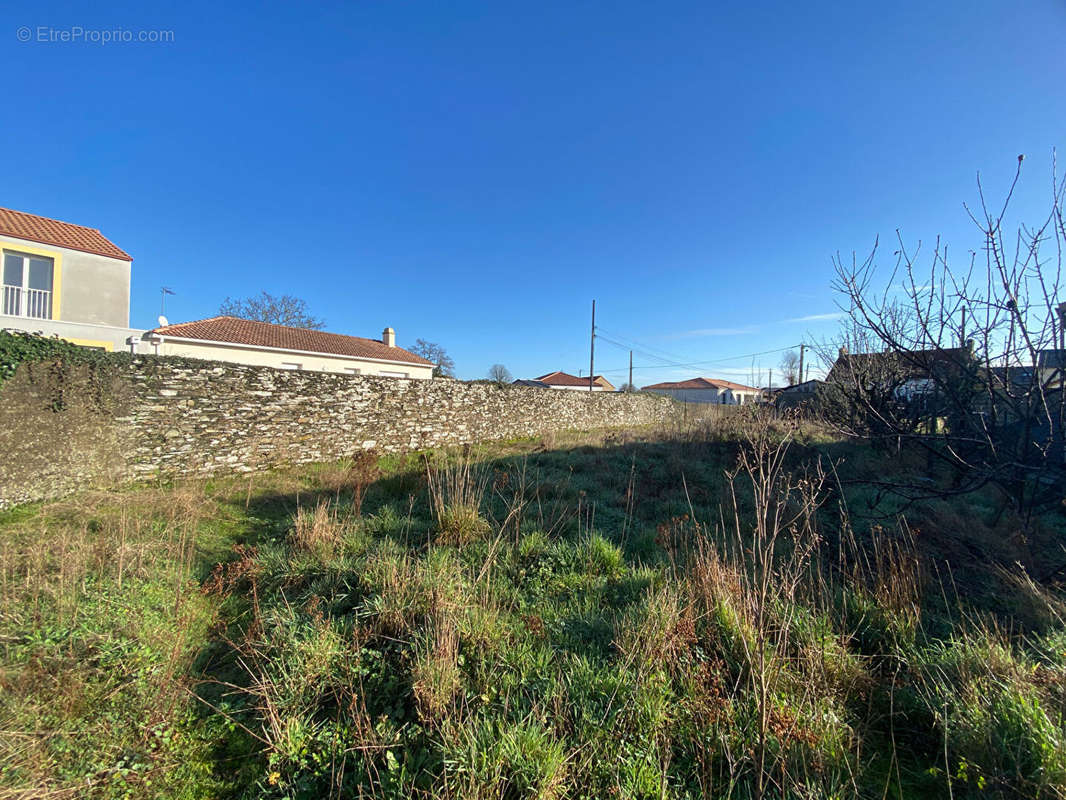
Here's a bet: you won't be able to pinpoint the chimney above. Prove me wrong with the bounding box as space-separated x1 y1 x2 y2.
382 327 395 347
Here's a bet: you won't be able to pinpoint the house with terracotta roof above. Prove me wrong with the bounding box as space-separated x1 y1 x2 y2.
824 344 977 400
641 377 761 404
516 371 616 391
144 316 435 379
0 206 141 351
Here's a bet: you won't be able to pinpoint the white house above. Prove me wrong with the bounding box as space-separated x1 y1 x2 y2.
642 377 761 404
516 371 616 391
144 316 436 378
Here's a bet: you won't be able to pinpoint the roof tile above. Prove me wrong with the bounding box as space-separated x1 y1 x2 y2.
0 207 131 261
534 371 615 389
642 377 759 392
148 316 435 367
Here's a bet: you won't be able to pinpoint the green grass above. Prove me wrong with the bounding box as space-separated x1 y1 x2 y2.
2 421 1066 798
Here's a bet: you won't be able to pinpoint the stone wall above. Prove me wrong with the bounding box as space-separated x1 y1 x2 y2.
0 357 677 507
0 362 136 508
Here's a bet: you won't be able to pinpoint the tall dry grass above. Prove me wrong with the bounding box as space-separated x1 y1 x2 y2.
425 448 491 545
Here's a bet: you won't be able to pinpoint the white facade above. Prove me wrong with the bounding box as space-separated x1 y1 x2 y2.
644 386 760 405
147 335 435 379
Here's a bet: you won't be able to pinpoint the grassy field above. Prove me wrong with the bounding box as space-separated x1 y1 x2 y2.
2 415 1065 799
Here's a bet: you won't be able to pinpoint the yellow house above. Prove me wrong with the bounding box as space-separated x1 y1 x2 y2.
0 207 436 378
0 206 138 351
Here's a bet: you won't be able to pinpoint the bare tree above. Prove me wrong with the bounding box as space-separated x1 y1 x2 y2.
779 350 801 385
488 364 512 385
826 155 1065 525
618 382 637 393
219 292 325 329
410 340 455 378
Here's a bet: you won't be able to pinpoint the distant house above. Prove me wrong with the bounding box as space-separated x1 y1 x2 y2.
641 377 761 405
516 371 616 391
144 316 435 378
774 379 824 410
825 345 977 399
0 206 142 351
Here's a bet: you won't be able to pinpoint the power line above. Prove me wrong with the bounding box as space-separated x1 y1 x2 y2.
594 332 688 368
596 344 798 376
590 311 804 382
595 326 692 365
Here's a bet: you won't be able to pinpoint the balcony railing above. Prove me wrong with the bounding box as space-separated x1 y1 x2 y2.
2 285 52 319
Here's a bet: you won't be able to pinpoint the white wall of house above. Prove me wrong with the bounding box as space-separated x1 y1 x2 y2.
645 387 759 405
151 337 435 379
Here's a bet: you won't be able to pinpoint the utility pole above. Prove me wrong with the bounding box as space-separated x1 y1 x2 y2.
798 342 806 385
628 350 633 392
589 300 596 392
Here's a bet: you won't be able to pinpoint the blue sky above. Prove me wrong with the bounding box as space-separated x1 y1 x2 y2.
3 0 1064 383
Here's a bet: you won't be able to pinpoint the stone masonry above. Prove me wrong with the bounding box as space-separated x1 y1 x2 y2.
0 357 677 507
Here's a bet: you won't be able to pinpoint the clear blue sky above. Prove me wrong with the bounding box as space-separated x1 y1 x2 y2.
3 0 1064 383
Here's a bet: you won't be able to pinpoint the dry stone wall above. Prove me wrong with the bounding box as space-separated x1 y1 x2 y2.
0 357 676 507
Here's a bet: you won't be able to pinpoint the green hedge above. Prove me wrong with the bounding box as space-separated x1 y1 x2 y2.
0 329 136 382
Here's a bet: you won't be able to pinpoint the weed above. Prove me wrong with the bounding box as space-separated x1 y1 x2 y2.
3 413 1066 798
426 449 491 545
289 499 344 559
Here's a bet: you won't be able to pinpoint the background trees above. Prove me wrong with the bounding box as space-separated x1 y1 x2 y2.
219 292 325 329
779 350 801 385
410 340 456 378
826 156 1065 521
488 364 512 385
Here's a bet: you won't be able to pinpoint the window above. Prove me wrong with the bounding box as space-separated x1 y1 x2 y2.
344 367 362 375
279 362 302 370
3 251 54 319
379 370 409 378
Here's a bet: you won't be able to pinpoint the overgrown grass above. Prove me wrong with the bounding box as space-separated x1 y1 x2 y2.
2 418 1066 798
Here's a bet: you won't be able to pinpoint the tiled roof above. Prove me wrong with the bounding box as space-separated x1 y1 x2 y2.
642 377 759 392
0 207 132 261
147 316 434 367
534 371 616 390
